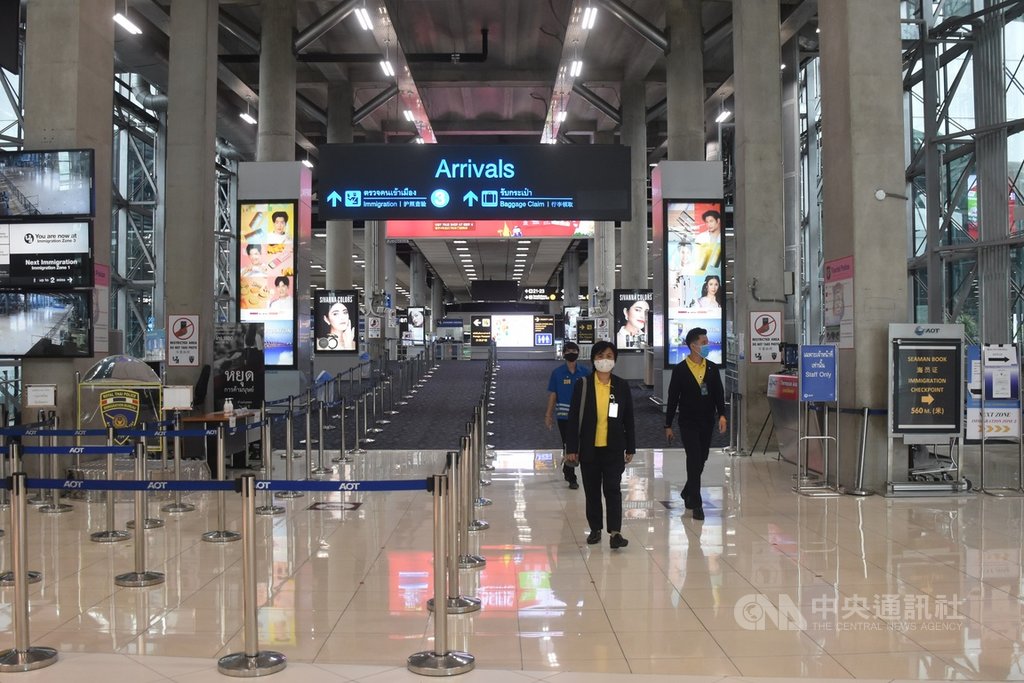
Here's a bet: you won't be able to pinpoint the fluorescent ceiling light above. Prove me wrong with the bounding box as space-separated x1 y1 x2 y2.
354 7 373 31
715 110 732 123
453 240 467 244
557 110 567 122
380 60 395 77
403 110 415 122
518 240 531 244
455 246 469 251
239 111 257 125
570 60 583 78
582 6 597 30
301 158 314 169
114 12 142 35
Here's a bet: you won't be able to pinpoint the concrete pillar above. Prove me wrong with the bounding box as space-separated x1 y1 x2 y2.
665 0 704 160
257 0 296 161
562 249 579 308
410 251 428 307
431 283 444 327
733 0 785 450
819 0 907 489
163 0 218 400
326 80 354 290
620 81 648 289
21 0 114 424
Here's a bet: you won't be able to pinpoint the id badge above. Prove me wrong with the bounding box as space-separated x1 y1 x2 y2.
700 383 709 396
607 401 619 418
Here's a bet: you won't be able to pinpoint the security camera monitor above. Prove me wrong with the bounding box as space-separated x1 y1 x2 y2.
0 149 95 217
0 291 92 358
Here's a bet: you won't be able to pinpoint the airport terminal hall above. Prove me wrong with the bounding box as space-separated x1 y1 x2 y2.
3 1 1024 682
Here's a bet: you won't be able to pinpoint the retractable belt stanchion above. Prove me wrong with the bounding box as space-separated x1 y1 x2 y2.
38 414 72 514
127 430 164 529
277 403 302 499
91 427 130 543
26 411 48 506
348 392 365 455
311 392 330 476
302 390 314 477
478 398 494 473
0 445 41 586
397 363 410 406
333 396 352 463
203 426 241 543
467 419 489 530
218 474 287 677
0 470 58 672
163 412 195 513
115 442 165 587
408 473 475 676
368 384 383 433
0 404 8 517
427 451 481 615
846 407 876 496
257 412 284 516
474 405 492 494
362 391 377 442
457 433 485 569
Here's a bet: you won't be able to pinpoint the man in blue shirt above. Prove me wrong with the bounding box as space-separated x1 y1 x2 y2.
545 341 590 489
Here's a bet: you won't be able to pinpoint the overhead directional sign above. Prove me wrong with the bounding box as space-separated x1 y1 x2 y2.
317 144 631 220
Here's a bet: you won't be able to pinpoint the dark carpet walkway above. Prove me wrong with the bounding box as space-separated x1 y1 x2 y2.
487 359 730 450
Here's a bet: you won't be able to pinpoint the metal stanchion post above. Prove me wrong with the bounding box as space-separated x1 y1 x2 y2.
39 414 71 514
368 384 384 432
163 413 195 513
0 471 57 672
474 406 493 495
427 452 481 615
362 392 377 442
276 406 302 499
218 474 287 677
91 427 130 543
311 397 331 476
845 407 876 496
348 393 365 455
0 404 7 516
478 401 494 473
0 446 41 586
203 426 241 542
467 420 489 530
457 434 485 569
408 473 475 676
257 413 285 516
127 431 164 529
116 443 166 587
333 397 352 463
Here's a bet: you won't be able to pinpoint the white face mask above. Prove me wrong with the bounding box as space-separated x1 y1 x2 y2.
593 358 616 373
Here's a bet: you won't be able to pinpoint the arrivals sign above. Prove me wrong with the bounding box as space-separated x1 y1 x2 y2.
317 144 631 221
891 338 962 434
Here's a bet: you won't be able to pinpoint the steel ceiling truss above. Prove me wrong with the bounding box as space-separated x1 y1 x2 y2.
215 159 237 325
0 68 23 147
901 0 1024 339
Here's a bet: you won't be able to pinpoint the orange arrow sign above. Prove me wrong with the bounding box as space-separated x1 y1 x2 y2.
921 394 935 405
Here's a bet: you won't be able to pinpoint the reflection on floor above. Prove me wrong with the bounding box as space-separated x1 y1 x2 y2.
1 447 1023 682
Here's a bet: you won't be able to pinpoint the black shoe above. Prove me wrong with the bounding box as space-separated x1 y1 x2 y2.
609 533 628 549
683 493 695 510
692 507 705 521
568 481 579 490
586 530 601 544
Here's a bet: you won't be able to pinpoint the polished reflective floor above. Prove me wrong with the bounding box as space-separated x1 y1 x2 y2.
1 447 1023 682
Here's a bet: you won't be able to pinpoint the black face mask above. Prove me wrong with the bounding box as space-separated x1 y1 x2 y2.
564 352 579 362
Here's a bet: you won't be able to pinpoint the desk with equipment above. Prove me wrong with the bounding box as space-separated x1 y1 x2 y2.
182 410 261 470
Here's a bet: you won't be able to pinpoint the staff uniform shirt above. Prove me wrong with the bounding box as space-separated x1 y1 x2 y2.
593 376 612 447
686 355 707 386
547 363 591 421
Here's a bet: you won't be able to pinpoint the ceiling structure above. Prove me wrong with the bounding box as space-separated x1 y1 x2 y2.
118 0 821 306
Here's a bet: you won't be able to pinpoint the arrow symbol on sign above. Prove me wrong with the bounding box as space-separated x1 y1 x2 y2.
988 356 1010 363
326 190 342 207
921 394 935 405
463 191 478 206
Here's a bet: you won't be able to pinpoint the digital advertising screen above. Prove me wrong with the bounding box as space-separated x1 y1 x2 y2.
386 219 595 240
0 291 92 358
313 290 358 354
613 289 653 352
238 201 296 367
0 222 92 287
0 149 95 218
407 307 426 344
490 314 536 347
665 201 725 365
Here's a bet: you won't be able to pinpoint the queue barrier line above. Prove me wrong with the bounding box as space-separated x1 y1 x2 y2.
17 445 135 456
3 477 429 493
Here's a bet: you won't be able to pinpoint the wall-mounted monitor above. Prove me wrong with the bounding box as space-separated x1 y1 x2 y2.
0 149 95 218
0 291 92 358
0 222 93 287
471 280 518 302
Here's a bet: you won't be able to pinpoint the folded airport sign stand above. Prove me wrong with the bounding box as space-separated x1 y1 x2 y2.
317 144 631 221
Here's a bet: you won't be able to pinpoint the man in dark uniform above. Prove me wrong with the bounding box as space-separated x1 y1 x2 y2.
545 341 590 489
664 327 727 520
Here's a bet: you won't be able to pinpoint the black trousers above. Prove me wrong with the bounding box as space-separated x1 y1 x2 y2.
556 420 578 484
580 446 625 533
679 420 714 504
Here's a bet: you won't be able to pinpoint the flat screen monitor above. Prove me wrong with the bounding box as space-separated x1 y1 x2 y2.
0 291 92 358
471 280 518 302
0 149 95 218
0 221 93 287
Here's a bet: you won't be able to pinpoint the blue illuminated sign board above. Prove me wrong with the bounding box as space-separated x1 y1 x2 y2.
799 345 838 402
317 144 631 220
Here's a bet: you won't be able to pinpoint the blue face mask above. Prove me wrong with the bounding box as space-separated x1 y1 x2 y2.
698 345 711 358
